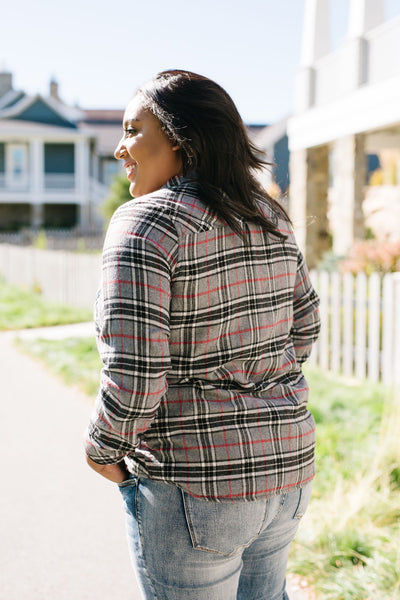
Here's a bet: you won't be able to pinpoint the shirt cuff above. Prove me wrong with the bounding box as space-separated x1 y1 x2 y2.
84 426 129 465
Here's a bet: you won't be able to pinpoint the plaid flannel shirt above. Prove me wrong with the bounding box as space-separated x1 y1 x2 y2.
85 175 320 501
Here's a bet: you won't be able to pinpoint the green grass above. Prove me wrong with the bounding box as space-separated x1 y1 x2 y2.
16 336 102 397
290 366 400 599
305 368 384 494
0 279 92 330
13 332 400 599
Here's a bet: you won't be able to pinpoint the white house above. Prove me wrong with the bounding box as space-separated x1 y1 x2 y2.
288 0 400 266
0 73 122 232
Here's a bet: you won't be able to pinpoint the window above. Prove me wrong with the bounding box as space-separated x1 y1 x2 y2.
44 143 75 189
6 144 29 188
102 159 121 185
44 143 75 174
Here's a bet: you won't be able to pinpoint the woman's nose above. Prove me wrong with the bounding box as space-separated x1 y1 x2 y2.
114 139 125 160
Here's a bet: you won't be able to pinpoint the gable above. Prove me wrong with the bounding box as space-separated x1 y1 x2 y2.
10 98 76 128
1 91 26 110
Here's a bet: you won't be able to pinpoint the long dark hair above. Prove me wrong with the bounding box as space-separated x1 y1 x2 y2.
137 70 290 241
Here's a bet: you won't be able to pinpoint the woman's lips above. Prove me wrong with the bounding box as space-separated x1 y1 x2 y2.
124 161 137 179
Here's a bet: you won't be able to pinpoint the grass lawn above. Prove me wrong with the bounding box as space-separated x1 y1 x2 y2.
291 367 400 600
0 279 92 330
16 336 102 397
14 333 400 599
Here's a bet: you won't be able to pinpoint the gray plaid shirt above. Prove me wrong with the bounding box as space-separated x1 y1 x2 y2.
85 176 320 501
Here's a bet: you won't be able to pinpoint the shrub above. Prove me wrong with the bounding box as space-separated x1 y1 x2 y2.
339 240 400 275
101 172 130 226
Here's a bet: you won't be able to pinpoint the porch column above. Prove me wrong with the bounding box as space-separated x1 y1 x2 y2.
294 0 330 113
344 0 384 89
75 138 90 230
31 204 44 229
289 145 330 268
30 139 44 228
331 134 366 256
348 0 383 37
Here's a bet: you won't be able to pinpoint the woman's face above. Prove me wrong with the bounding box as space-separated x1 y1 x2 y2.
114 95 182 198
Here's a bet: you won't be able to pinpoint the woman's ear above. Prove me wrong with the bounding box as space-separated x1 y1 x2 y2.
172 143 180 151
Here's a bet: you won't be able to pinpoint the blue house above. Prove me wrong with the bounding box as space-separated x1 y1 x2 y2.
249 120 290 196
0 72 121 232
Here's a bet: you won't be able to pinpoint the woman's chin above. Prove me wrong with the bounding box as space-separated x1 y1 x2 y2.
129 182 141 198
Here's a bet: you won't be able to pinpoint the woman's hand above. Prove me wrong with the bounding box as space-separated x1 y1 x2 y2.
86 455 130 484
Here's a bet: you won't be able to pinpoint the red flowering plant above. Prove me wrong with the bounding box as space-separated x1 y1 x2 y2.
339 240 400 275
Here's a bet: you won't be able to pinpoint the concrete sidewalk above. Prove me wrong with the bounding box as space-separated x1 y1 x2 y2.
0 329 140 600
0 325 312 600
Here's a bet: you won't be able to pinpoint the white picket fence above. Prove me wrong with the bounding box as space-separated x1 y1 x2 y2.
0 244 101 309
309 270 400 386
0 244 399 385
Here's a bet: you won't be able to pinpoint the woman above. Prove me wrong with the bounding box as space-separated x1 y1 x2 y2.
85 70 320 600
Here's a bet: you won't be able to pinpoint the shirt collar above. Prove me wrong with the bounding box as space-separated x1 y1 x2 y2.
163 171 198 190
163 174 186 189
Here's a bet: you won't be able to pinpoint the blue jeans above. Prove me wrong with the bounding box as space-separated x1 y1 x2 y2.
118 476 312 600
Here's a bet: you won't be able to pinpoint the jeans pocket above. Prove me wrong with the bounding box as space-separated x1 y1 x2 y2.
293 481 313 520
118 475 138 490
181 492 268 556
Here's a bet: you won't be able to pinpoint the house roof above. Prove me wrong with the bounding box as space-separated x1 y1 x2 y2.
0 73 288 156
82 109 124 125
246 124 268 139
0 93 84 128
251 118 289 151
78 122 121 155
0 89 26 111
0 118 94 138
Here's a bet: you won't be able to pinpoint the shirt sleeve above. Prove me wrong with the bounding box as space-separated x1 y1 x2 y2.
84 206 177 464
291 249 320 365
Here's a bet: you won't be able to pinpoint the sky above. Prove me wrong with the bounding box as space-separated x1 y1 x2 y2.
1 0 399 125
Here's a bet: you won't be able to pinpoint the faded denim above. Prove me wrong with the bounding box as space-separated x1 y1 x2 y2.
118 476 312 600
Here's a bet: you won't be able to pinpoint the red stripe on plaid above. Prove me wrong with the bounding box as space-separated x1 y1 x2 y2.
169 318 293 345
218 357 297 378
151 425 315 452
172 272 296 298
294 272 309 291
104 279 171 297
162 386 310 406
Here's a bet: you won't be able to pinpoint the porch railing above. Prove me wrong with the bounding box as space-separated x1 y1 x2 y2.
0 173 76 192
44 173 75 190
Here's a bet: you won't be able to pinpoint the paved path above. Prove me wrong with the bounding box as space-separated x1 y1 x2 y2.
0 325 312 600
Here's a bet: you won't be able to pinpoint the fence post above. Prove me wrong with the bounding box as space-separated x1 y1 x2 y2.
330 271 341 373
393 274 400 386
368 273 381 383
342 272 354 377
355 272 367 380
318 271 330 371
382 274 394 386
